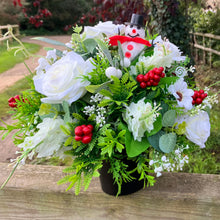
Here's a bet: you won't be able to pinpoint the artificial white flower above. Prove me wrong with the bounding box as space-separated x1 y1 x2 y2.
154 36 186 63
34 51 94 104
18 118 68 159
83 21 125 40
123 98 159 141
168 78 194 110
105 67 122 79
35 49 57 75
176 111 210 148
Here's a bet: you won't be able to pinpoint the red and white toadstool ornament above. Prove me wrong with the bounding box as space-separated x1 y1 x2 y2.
109 14 151 67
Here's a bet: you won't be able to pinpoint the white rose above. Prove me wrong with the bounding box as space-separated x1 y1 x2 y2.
176 111 210 148
105 67 122 79
185 111 210 148
34 51 94 104
83 21 125 40
94 21 125 36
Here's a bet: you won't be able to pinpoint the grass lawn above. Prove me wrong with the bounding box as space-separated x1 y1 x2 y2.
0 41 40 74
0 77 31 119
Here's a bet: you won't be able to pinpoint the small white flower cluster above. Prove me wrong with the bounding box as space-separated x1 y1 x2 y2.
149 145 189 177
188 65 196 73
83 94 107 127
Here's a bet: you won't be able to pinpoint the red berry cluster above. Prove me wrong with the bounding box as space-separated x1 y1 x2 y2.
75 124 94 144
192 90 207 105
136 67 165 88
8 95 22 108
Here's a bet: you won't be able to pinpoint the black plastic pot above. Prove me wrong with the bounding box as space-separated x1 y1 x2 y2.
99 160 145 196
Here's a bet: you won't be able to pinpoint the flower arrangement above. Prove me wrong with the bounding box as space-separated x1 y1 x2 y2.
1 14 218 196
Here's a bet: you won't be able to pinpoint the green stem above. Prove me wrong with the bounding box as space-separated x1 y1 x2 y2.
207 80 220 88
0 140 44 189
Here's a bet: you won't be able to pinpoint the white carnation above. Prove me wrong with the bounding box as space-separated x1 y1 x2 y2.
18 118 68 158
123 98 159 141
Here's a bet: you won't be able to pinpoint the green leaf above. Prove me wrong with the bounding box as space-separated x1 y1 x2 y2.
159 133 177 153
63 101 71 123
83 38 97 54
95 39 113 66
125 129 150 157
162 110 176 127
146 114 162 137
118 41 124 66
159 76 179 87
147 130 165 151
85 81 110 93
60 125 71 136
38 103 52 116
32 37 69 48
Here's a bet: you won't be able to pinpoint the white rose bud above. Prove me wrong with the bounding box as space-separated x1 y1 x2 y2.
105 67 122 79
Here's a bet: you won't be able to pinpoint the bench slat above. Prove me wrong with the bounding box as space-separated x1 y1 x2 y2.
0 162 219 219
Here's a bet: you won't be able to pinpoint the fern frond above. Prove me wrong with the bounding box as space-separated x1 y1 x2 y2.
121 72 129 84
109 76 121 94
74 176 82 195
83 172 93 191
72 113 85 121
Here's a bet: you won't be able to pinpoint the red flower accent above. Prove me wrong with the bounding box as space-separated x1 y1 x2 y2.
8 95 21 108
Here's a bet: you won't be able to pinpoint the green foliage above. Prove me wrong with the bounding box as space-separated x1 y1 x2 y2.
98 129 125 157
99 73 137 107
159 133 177 153
150 0 192 58
135 155 156 187
108 158 135 196
162 110 176 127
20 0 94 35
57 159 102 195
85 55 110 85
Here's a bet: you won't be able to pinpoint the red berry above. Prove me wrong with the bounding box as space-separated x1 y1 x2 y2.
192 100 195 105
153 82 158 86
150 79 154 84
82 135 92 144
75 135 83 141
83 126 92 135
14 95 21 101
201 93 207 100
193 91 199 98
196 98 203 105
153 74 161 82
154 68 161 75
199 89 204 94
149 71 155 79
159 67 164 72
87 124 94 131
75 126 83 136
140 82 147 88
143 74 150 82
146 81 151 87
161 73 165 78
136 74 144 83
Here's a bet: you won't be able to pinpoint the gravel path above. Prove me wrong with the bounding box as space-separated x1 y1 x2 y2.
0 35 71 163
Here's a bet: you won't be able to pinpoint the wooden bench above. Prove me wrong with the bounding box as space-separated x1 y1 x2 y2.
0 25 20 45
0 162 219 219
